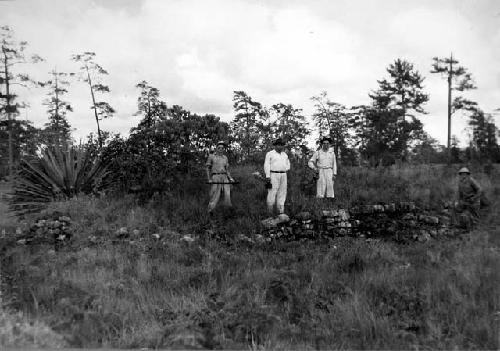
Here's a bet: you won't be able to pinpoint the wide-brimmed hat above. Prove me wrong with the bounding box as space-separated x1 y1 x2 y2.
458 167 470 174
216 141 227 147
320 136 332 144
273 138 285 146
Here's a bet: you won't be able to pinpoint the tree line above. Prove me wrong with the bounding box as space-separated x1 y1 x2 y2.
1 25 500 180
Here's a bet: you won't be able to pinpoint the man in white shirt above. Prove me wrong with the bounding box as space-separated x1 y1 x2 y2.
308 137 337 199
264 138 290 214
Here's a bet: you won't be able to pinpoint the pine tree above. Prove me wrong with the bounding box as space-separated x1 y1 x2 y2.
311 91 354 162
467 108 500 162
42 68 73 147
0 119 40 176
268 102 309 151
72 52 115 148
133 80 167 132
431 54 477 163
369 59 429 120
369 59 429 161
230 91 268 159
0 26 43 177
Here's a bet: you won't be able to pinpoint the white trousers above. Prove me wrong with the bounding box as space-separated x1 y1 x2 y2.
317 168 334 198
267 172 287 213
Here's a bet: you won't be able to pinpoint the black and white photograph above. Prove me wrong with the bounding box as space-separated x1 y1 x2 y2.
0 0 499 349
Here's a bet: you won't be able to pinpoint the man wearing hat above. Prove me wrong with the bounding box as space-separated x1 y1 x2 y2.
308 136 337 199
206 141 234 213
264 138 290 214
455 167 482 227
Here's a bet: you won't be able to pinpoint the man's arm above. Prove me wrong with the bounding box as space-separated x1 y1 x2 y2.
205 155 213 182
224 156 234 182
332 151 337 176
308 152 317 170
471 178 482 200
264 151 271 178
285 153 290 172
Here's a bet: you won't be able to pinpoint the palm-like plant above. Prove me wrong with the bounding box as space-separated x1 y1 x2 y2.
10 145 111 215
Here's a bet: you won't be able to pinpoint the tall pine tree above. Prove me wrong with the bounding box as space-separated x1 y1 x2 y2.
268 102 309 151
42 68 73 147
230 91 268 159
431 54 476 162
72 52 115 148
311 91 355 163
370 59 429 119
132 80 167 132
0 26 43 177
467 108 500 162
369 59 429 161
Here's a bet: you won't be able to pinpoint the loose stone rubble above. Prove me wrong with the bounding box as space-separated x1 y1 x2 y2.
17 214 73 247
259 202 457 243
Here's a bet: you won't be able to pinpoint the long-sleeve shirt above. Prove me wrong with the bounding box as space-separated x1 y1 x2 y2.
458 176 481 202
206 154 228 174
308 148 337 175
264 150 290 178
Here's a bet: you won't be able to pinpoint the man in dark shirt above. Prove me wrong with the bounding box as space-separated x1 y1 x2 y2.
206 141 234 213
298 145 316 196
455 167 482 228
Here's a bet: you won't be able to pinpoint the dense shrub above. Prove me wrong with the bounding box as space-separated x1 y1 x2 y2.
9 145 110 215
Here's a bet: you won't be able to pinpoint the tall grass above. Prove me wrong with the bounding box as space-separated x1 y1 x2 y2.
1 164 499 349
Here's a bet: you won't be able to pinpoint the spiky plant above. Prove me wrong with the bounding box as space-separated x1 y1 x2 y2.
10 145 111 215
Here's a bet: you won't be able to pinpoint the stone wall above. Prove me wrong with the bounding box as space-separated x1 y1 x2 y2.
260 202 457 243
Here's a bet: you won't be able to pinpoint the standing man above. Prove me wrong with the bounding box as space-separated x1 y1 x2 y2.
264 138 290 215
308 137 337 199
206 141 234 213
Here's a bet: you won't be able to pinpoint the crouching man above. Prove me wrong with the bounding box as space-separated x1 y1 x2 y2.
206 141 234 213
454 167 482 229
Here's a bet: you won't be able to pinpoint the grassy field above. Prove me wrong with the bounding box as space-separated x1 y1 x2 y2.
0 164 499 349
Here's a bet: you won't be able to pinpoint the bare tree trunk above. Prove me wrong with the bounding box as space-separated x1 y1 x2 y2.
244 99 250 158
3 46 14 178
447 53 453 164
86 65 102 148
7 110 13 177
54 69 61 147
401 91 407 162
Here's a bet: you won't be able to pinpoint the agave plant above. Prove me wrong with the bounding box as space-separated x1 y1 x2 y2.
10 145 111 215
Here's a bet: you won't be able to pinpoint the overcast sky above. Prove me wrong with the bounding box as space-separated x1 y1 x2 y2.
1 0 499 146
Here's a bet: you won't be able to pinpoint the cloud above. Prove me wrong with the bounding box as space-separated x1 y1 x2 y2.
0 0 499 146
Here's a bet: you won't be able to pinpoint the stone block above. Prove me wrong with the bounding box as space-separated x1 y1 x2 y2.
296 211 312 221
322 210 339 218
419 215 439 225
384 203 396 212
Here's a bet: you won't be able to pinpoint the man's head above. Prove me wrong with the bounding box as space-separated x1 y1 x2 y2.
273 138 285 152
458 167 470 180
320 137 332 151
299 144 309 155
215 141 226 155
